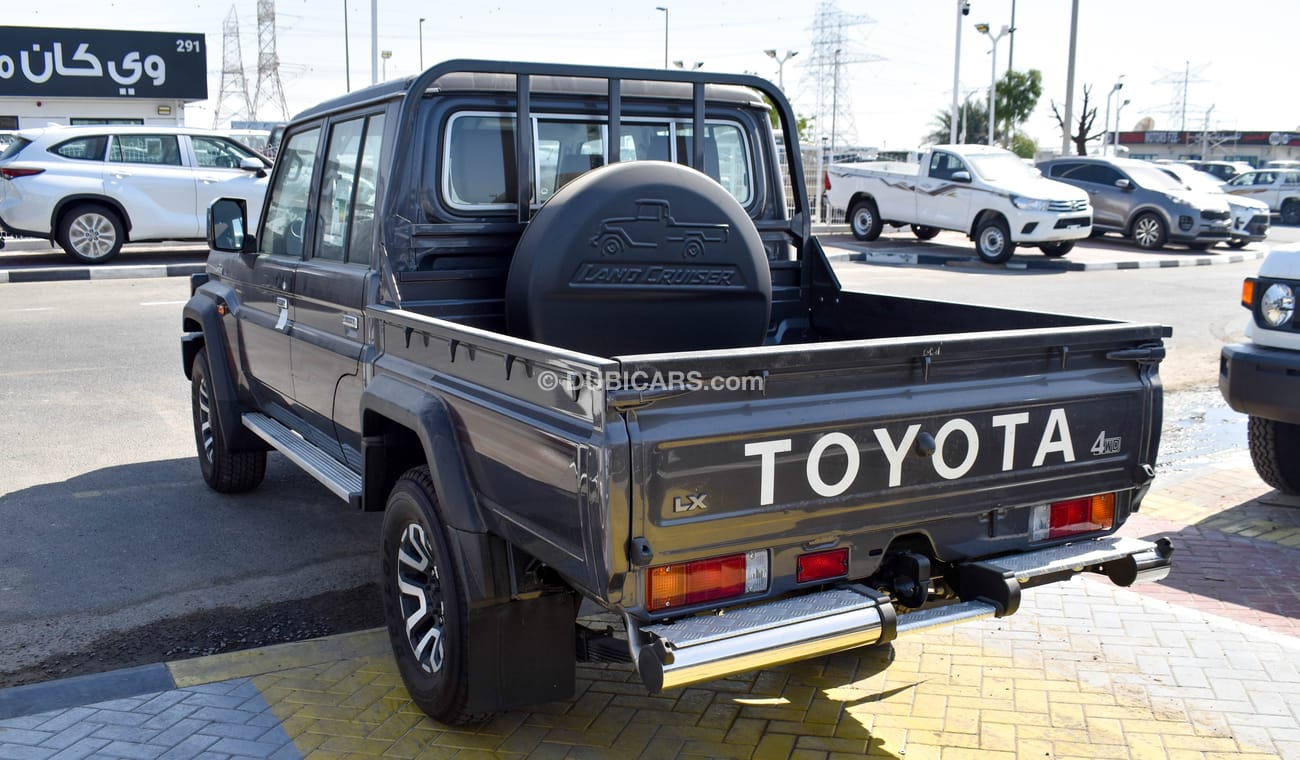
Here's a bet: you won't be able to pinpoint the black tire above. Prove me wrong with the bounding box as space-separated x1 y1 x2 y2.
1282 199 1300 226
849 198 883 241
1038 240 1075 257
1130 212 1167 250
58 203 125 264
974 217 1015 264
381 467 485 725
191 349 266 492
1248 416 1300 495
1226 238 1249 249
910 224 940 240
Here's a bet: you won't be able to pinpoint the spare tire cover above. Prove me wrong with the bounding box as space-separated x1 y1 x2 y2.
506 160 771 357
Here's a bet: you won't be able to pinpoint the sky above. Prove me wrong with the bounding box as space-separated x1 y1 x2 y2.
6 0 1298 152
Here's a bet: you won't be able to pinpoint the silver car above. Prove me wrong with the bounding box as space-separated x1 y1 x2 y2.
1037 156 1233 250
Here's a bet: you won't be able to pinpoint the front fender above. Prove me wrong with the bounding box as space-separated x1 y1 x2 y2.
182 283 261 452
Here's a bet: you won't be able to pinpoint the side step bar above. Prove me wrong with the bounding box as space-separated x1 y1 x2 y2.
629 534 1172 693
242 412 362 508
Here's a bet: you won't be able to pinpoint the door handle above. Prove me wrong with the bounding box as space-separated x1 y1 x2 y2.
341 314 359 329
111 172 132 179
275 297 288 309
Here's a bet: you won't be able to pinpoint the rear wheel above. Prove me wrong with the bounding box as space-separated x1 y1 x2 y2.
1281 199 1300 226
58 203 125 264
974 217 1015 264
910 224 940 240
191 349 266 492
1131 212 1167 250
1248 416 1300 495
849 199 883 241
1038 240 1074 257
381 467 485 725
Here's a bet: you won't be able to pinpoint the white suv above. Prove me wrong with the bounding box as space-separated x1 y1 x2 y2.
0 125 270 264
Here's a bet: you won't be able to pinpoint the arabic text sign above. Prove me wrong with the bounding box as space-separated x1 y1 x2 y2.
0 27 206 99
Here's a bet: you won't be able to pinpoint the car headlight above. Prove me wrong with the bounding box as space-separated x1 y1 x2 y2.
1261 282 1295 327
1010 195 1051 211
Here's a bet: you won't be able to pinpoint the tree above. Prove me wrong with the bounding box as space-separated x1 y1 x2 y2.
926 68 1042 147
1050 83 1103 156
994 69 1043 145
1009 133 1038 159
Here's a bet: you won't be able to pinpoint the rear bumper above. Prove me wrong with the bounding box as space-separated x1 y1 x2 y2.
1220 341 1300 424
629 534 1172 692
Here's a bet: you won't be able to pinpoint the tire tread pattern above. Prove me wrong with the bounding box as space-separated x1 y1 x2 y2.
1248 416 1300 495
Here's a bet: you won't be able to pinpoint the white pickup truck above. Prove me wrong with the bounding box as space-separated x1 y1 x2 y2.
826 144 1093 264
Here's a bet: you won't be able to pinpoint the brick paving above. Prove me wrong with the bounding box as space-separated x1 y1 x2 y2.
2 463 1298 759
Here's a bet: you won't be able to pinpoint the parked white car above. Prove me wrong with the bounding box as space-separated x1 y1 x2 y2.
1156 162 1270 248
1224 169 1300 225
0 125 270 263
825 145 1092 264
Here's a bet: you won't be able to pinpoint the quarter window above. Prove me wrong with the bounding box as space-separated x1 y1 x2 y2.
51 136 108 161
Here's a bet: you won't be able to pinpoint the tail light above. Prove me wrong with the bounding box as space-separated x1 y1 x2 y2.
1030 493 1115 541
0 167 44 180
823 171 831 191
1241 277 1256 309
646 550 768 612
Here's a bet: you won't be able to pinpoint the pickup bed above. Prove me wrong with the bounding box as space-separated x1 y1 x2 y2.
825 144 1092 264
183 60 1172 724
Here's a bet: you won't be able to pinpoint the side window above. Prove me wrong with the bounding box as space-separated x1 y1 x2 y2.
1062 164 1116 185
109 134 181 166
1227 174 1251 188
51 136 108 161
347 114 385 265
313 118 367 262
1256 172 1277 186
192 136 258 169
1283 172 1300 185
445 116 516 208
260 127 322 258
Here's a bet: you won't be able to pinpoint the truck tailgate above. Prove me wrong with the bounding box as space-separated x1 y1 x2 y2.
616 322 1166 569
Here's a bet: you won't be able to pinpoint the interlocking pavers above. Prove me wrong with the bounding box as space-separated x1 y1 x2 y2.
3 464 1300 759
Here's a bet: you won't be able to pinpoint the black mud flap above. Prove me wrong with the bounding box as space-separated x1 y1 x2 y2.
465 592 577 713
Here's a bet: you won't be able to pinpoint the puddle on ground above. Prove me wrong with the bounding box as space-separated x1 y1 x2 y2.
1158 386 1248 474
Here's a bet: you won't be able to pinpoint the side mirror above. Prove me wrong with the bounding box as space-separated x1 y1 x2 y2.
951 170 972 183
240 156 268 178
1115 178 1132 190
208 197 253 253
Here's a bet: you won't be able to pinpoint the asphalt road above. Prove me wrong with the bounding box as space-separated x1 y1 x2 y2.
0 278 381 677
0 226 1294 684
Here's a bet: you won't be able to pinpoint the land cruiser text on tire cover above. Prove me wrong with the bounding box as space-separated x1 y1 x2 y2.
182 60 1174 724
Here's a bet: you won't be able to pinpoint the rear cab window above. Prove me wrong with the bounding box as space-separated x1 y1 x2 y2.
441 112 754 213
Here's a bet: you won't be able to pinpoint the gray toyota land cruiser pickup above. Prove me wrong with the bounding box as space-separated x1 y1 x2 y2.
182 60 1173 724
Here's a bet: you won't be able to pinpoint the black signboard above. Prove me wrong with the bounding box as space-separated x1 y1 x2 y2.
0 26 207 99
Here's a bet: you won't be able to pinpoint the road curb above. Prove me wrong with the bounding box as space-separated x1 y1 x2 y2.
0 262 205 284
830 245 1268 271
0 628 389 720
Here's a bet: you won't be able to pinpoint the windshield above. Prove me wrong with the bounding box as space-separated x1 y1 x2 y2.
967 152 1038 182
1126 162 1185 192
1162 166 1222 194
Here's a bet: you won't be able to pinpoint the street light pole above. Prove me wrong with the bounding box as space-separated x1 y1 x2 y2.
381 49 392 80
655 7 668 69
831 48 841 159
370 0 378 85
950 0 968 144
419 17 425 70
343 0 350 92
764 49 798 92
1103 77 1124 156
975 23 1010 147
1115 98 1130 153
